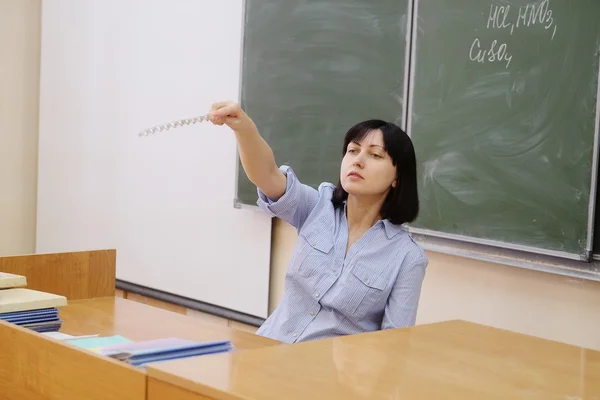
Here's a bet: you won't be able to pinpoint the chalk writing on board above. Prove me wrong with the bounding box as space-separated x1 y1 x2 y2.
469 38 513 68
469 0 558 68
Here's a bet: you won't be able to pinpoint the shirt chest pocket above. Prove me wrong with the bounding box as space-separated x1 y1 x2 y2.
331 262 390 318
289 228 334 278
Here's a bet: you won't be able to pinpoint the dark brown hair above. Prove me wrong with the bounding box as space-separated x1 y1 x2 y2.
331 119 419 225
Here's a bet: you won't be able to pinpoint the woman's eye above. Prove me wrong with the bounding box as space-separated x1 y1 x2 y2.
372 153 382 158
348 148 358 154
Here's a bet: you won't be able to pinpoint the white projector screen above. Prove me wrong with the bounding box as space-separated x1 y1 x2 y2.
36 0 272 318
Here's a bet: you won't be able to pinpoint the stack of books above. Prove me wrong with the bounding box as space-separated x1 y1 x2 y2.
0 272 67 333
67 335 233 368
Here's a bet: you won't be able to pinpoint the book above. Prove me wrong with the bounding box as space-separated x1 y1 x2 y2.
0 272 27 289
0 307 59 320
67 335 133 351
67 336 234 367
99 338 233 367
0 307 63 333
42 332 100 341
21 320 63 333
0 288 67 314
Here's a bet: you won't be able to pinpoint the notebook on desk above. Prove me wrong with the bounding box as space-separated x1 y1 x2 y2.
104 338 233 367
67 335 133 351
0 289 67 333
20 320 63 333
0 307 63 332
0 272 27 289
0 307 58 320
0 288 67 313
0 307 60 324
67 336 234 367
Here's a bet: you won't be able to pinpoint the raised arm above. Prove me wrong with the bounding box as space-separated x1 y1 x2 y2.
209 101 286 201
209 101 319 231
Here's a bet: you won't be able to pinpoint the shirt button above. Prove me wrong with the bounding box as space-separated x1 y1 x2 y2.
292 333 297 337
364 278 370 284
311 242 316 246
310 311 315 316
314 293 319 298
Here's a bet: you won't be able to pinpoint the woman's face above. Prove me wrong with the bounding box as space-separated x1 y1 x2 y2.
340 129 397 199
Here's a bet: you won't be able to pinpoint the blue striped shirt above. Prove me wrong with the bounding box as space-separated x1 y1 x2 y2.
255 166 428 344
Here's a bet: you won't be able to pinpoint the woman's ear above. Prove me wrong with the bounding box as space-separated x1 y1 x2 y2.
392 179 397 188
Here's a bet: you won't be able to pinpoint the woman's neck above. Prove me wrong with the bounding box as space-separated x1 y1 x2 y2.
345 194 385 233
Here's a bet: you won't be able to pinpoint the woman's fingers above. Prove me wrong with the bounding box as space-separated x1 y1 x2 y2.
208 101 250 130
209 101 238 118
210 115 226 125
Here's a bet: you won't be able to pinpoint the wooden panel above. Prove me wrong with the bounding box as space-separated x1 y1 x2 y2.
87 250 116 297
126 293 187 315
60 297 279 351
0 320 145 400
0 250 115 300
0 381 47 400
148 378 212 400
147 320 600 400
228 320 258 334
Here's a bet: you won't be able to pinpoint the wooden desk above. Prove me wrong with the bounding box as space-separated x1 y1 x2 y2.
60 296 278 350
147 320 600 400
0 249 280 400
0 296 278 400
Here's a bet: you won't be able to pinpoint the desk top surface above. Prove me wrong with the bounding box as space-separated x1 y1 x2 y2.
147 320 600 400
60 297 278 351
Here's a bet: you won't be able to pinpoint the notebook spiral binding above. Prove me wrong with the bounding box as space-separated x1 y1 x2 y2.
138 114 210 137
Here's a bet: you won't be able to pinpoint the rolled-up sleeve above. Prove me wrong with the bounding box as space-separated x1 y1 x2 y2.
256 165 319 231
381 255 428 330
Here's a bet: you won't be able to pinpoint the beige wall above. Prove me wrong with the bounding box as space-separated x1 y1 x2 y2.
3 0 600 352
0 0 41 256
270 218 600 351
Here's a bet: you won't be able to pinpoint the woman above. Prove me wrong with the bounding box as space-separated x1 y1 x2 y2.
209 101 428 344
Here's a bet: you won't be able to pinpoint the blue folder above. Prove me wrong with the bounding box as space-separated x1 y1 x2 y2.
0 307 61 332
0 308 59 320
98 338 234 368
126 342 234 367
23 320 63 333
2 315 60 324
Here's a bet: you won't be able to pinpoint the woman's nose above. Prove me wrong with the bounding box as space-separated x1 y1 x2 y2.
352 153 365 167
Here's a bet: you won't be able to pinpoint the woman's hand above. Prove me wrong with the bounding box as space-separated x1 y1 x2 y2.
208 101 257 134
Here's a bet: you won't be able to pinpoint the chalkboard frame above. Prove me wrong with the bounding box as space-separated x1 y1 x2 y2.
591 74 600 258
593 138 600 261
404 0 600 262
232 0 248 210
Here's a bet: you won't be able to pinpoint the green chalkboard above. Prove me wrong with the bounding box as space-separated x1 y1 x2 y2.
408 0 600 259
237 0 411 206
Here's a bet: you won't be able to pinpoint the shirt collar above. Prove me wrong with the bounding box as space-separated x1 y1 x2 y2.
343 201 406 239
382 219 407 239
